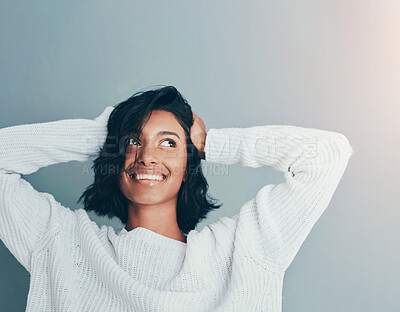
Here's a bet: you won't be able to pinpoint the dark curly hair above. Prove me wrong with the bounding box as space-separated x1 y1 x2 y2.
77 85 222 234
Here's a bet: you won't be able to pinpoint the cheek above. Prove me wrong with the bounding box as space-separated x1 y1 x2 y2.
119 172 132 195
124 151 138 168
168 155 187 177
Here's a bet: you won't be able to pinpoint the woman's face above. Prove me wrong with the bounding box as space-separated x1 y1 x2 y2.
119 110 187 206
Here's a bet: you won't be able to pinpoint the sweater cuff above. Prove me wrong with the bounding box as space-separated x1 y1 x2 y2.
203 128 242 164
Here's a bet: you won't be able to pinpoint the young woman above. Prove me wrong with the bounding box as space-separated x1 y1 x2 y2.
0 86 353 311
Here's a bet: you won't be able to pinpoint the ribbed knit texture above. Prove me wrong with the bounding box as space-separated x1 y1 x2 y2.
0 106 354 311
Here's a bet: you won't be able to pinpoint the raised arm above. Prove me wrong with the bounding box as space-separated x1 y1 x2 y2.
203 124 354 270
0 106 114 272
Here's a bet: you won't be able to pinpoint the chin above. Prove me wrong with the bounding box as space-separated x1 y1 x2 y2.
132 198 162 206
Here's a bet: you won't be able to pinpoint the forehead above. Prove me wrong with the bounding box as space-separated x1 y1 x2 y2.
137 110 184 137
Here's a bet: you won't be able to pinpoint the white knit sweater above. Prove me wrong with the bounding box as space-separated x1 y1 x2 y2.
0 106 353 311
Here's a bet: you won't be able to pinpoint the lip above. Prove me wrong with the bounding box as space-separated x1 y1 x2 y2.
128 172 168 187
128 169 167 177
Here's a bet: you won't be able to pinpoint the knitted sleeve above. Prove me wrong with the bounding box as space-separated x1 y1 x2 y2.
0 106 114 272
204 125 354 270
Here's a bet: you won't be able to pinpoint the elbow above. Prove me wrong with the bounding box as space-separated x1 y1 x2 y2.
336 133 355 160
328 133 354 174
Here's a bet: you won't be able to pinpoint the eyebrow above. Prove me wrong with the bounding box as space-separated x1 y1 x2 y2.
131 131 181 141
157 131 181 141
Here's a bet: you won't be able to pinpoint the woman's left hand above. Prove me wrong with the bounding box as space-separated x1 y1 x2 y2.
190 112 207 159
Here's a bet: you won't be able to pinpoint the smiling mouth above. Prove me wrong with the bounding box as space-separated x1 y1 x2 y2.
129 173 167 180
128 173 168 186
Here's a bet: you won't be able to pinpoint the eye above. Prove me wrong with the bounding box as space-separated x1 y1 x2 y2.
161 138 176 148
128 137 140 146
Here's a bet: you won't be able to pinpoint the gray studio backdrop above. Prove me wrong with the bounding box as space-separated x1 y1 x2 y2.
1 1 399 311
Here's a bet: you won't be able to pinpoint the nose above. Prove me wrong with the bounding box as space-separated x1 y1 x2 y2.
136 144 159 166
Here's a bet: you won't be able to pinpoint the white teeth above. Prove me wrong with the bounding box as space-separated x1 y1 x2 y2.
132 174 165 181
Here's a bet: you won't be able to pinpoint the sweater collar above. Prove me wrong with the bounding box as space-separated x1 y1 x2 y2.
108 226 187 288
118 226 187 246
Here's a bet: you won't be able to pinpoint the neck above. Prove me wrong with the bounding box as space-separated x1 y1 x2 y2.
125 198 187 243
